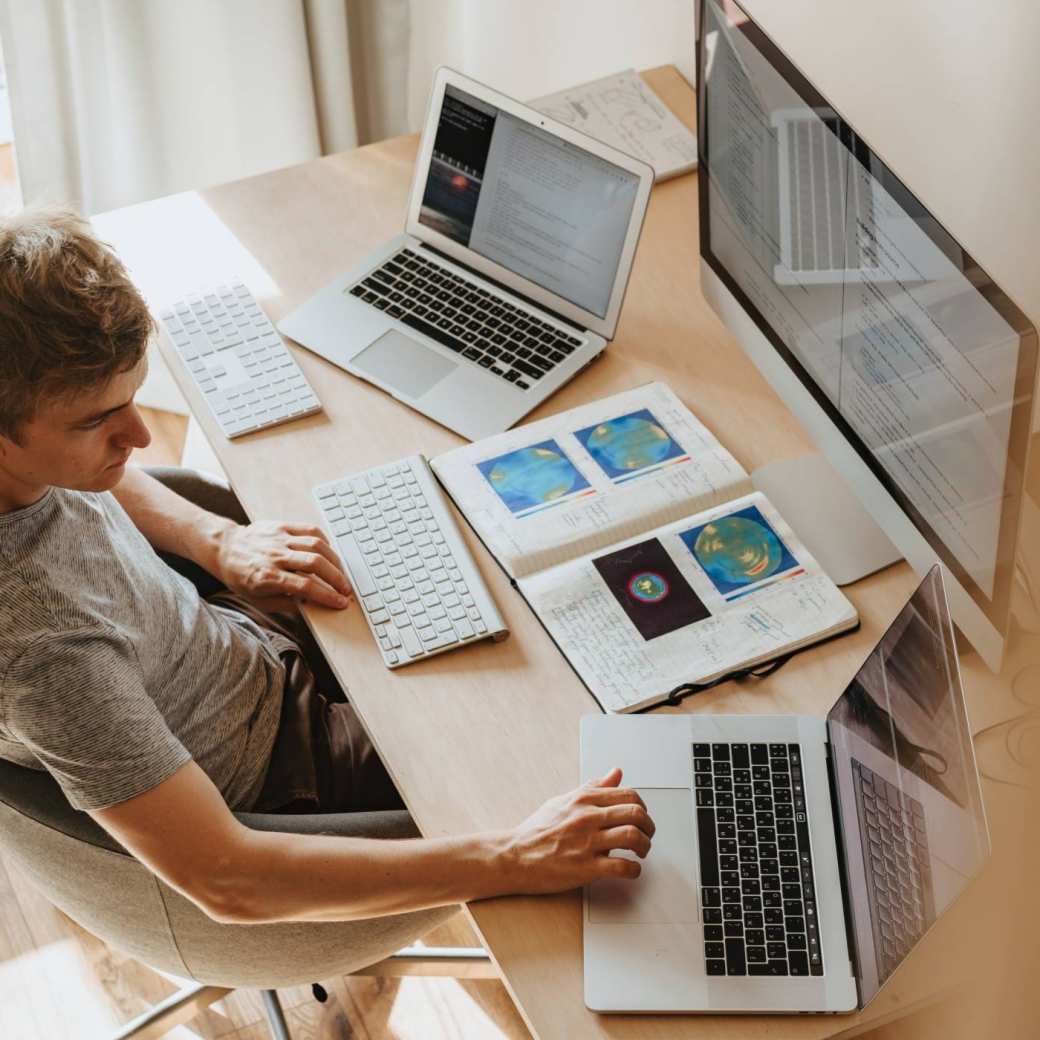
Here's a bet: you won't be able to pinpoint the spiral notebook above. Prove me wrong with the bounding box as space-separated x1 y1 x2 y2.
431 383 858 712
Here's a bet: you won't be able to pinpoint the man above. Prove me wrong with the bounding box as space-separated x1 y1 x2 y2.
0 208 654 925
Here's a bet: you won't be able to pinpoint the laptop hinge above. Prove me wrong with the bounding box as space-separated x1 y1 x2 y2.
825 738 864 1001
416 242 587 332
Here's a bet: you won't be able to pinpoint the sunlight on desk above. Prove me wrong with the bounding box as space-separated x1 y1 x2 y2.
91 191 280 309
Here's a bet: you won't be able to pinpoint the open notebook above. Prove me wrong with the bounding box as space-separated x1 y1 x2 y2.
431 383 858 712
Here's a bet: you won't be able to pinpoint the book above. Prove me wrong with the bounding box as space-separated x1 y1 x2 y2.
431 383 858 713
531 69 698 182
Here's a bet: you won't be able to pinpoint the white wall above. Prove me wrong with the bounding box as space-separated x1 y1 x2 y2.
406 0 696 126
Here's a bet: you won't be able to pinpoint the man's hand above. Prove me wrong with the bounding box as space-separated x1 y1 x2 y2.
213 520 353 609
497 768 655 894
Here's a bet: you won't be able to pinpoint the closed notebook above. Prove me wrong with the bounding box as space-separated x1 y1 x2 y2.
431 382 858 712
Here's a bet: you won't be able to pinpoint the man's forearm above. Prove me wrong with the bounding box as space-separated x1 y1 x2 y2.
111 465 233 573
207 825 515 924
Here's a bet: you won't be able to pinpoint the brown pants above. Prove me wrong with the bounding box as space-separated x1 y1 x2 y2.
219 595 404 815
146 466 402 815
213 599 403 815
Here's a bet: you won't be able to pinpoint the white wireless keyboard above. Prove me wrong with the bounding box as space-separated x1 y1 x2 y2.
314 456 508 667
159 281 322 438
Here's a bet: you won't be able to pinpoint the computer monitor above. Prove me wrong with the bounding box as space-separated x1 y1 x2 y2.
696 0 1038 670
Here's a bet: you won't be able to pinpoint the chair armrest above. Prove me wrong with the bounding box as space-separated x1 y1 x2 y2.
0 758 420 858
234 809 419 841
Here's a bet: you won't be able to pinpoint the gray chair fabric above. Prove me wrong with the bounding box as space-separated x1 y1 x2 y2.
0 465 455 989
0 757 455 988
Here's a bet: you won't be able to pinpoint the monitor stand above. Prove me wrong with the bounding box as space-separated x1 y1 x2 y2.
752 453 902 587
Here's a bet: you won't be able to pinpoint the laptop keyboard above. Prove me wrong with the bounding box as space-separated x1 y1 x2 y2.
851 759 935 983
694 742 824 977
348 248 585 390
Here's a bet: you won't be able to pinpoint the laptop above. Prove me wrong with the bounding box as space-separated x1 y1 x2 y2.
581 564 989 1013
278 68 655 442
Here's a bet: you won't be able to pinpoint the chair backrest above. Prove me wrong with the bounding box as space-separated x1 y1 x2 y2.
0 757 453 988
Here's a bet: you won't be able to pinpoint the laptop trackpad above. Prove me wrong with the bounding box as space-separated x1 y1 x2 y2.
588 788 700 924
353 329 456 399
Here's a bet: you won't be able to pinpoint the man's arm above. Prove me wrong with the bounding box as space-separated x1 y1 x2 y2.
111 466 352 608
90 760 654 924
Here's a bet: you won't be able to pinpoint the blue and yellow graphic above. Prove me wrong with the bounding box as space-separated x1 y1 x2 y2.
574 408 687 482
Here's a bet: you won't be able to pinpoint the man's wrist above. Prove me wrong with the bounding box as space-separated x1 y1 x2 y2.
190 511 238 579
463 829 521 902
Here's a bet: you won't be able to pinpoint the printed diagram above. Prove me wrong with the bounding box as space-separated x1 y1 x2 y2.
477 439 593 517
531 70 698 178
593 537 710 641
538 103 580 126
574 408 688 482
680 505 802 599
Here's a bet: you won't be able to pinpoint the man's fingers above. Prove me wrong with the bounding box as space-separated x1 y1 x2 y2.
595 825 652 858
585 767 623 789
284 551 353 597
595 855 641 880
281 523 330 543
600 802 656 838
281 572 352 609
288 535 344 573
580 785 648 813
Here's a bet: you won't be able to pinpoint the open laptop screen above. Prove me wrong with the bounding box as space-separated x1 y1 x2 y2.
826 567 989 1005
418 85 641 319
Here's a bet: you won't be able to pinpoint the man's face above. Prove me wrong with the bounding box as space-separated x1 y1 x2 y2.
0 358 152 495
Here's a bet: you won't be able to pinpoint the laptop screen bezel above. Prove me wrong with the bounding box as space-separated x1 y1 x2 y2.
404 66 655 339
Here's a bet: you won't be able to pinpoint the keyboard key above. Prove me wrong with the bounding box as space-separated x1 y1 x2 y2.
724 939 747 975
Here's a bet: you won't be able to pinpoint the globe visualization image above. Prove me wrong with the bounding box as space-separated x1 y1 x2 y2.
682 505 798 596
627 571 670 603
576 408 684 479
477 438 590 515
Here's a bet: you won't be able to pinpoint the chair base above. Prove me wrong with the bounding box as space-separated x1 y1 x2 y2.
111 946 495 1038
111 982 231 1039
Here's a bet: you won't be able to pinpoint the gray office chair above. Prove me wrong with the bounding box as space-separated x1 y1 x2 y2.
0 757 493 1038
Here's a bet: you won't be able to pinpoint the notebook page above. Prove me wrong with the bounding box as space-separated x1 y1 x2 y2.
518 492 858 712
431 382 750 579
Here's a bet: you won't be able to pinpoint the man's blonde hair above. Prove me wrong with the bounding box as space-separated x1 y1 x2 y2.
0 207 154 441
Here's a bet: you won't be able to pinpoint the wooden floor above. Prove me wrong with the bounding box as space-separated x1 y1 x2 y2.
0 408 949 1039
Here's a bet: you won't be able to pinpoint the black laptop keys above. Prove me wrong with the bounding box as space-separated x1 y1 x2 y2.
694 742 824 977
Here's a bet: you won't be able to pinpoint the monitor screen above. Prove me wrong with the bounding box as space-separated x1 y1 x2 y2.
826 566 988 1004
418 85 641 319
697 0 1036 636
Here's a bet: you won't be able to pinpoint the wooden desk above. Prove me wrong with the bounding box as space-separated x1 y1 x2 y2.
96 67 1032 1040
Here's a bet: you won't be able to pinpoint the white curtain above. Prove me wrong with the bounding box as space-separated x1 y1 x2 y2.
0 0 692 414
0 0 410 215
406 0 696 130
0 0 694 216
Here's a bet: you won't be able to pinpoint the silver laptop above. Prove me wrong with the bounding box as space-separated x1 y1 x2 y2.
581 565 989 1013
278 68 654 441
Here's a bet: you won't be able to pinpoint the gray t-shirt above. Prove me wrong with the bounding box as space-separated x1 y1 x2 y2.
0 487 286 811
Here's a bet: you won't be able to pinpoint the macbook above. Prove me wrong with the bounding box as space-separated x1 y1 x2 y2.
581 565 989 1012
278 68 655 441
